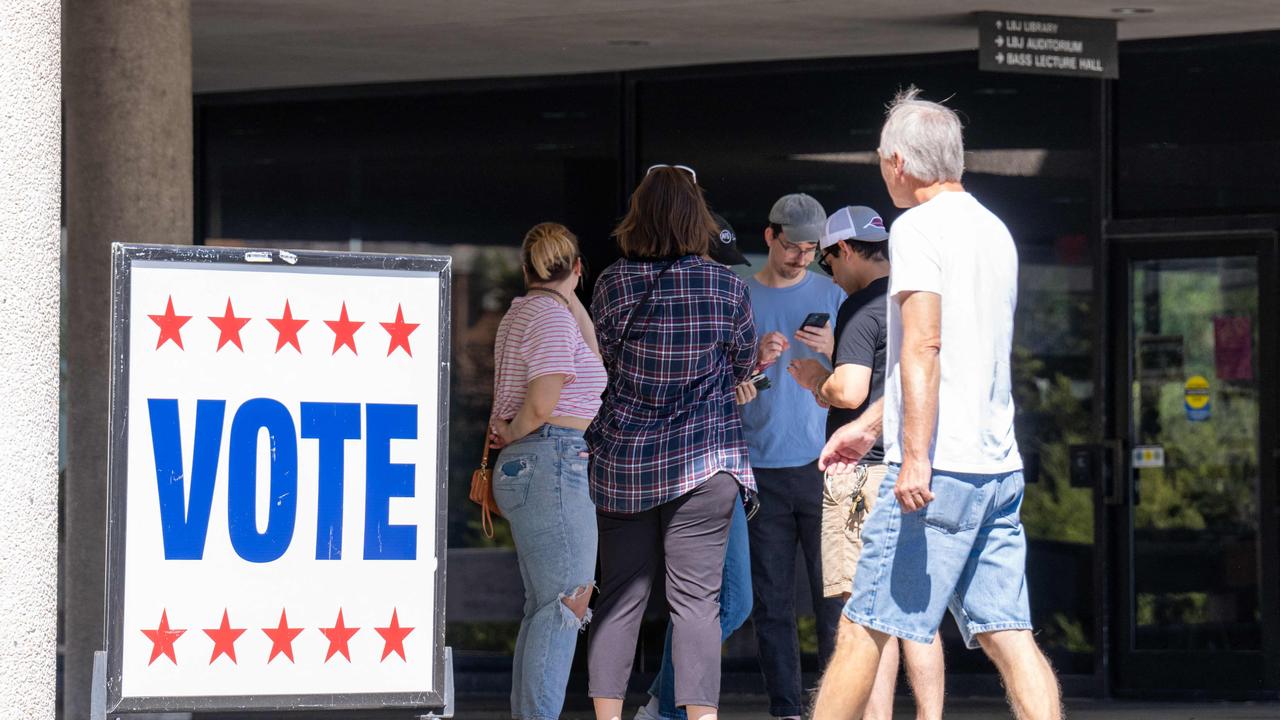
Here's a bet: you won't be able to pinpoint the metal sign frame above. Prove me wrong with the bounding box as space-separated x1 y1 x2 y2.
104 243 451 713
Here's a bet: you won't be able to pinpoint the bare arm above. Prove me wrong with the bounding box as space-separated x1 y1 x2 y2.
819 363 871 409
787 359 870 410
568 293 600 358
491 374 566 447
895 290 941 511
818 397 884 471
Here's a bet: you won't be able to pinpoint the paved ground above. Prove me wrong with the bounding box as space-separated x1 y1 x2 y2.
142 694 1280 719
446 695 1280 719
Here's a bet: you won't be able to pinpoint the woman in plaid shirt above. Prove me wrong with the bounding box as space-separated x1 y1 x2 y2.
586 166 758 720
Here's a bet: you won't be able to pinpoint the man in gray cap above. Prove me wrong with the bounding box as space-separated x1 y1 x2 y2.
736 193 846 720
789 205 946 720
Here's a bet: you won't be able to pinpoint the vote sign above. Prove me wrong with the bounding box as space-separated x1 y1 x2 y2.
105 244 450 713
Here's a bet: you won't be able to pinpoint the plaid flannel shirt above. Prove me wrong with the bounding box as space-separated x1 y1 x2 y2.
586 255 758 513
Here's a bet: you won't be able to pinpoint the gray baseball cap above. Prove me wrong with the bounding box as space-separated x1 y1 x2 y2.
768 193 826 246
820 205 889 250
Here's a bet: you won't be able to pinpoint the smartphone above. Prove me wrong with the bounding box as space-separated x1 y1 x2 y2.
799 312 830 330
749 371 772 391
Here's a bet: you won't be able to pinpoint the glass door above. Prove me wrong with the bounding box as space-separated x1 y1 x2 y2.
1110 236 1279 694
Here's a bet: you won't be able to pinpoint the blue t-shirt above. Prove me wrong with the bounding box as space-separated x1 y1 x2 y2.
739 272 846 468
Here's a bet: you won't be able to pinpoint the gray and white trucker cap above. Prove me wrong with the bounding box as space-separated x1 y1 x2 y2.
819 205 889 251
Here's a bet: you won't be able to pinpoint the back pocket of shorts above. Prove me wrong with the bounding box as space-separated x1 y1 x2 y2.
494 454 535 513
920 473 982 534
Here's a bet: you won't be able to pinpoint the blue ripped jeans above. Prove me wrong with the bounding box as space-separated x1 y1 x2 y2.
493 424 598 720
647 499 753 719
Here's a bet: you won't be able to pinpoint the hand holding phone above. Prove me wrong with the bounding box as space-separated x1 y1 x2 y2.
799 312 830 331
735 375 767 405
795 312 834 358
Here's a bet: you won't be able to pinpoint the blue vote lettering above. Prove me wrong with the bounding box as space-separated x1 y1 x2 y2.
227 398 298 563
364 404 417 560
147 399 419 562
148 398 225 560
300 402 361 560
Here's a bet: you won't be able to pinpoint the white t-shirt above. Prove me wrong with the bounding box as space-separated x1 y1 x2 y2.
883 191 1023 474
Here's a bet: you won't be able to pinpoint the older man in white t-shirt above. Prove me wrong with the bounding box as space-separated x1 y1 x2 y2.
811 88 1063 720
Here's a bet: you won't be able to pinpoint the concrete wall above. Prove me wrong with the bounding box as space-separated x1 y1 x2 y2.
62 2 193 714
0 1 62 718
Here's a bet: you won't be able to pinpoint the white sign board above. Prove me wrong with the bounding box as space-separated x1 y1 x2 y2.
105 244 450 713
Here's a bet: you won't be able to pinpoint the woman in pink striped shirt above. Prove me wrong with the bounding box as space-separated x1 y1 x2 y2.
488 222 605 720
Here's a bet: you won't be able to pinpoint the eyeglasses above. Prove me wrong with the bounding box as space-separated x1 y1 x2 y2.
646 164 697 184
777 237 817 259
817 247 836 275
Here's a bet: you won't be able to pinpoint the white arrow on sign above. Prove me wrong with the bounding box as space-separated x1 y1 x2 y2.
995 52 1005 64
995 36 1004 47
996 20 1003 29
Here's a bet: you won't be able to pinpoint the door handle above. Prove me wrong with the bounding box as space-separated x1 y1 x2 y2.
1070 442 1126 505
1102 439 1126 506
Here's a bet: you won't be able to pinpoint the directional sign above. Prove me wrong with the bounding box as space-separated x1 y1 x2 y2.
104 244 450 713
978 12 1118 79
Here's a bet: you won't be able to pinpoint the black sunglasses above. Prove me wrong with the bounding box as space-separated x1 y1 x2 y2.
817 246 836 275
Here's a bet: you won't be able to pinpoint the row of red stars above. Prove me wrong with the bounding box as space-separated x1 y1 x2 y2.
141 607 414 666
147 296 421 356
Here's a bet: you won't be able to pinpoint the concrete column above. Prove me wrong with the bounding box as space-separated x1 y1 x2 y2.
0 2 61 718
63 1 192 715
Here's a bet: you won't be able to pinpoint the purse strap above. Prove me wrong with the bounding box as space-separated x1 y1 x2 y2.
479 427 492 469
478 425 495 538
612 258 680 365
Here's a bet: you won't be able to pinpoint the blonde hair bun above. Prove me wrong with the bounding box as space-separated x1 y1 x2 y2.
523 222 580 282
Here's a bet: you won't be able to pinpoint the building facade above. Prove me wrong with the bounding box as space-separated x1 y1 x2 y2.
193 30 1280 699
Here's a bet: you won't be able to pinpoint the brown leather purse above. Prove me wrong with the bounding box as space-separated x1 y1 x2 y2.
469 433 502 538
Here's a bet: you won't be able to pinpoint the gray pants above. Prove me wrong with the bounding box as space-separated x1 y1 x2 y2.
587 472 738 709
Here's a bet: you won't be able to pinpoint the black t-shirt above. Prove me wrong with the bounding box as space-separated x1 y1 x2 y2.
825 275 889 463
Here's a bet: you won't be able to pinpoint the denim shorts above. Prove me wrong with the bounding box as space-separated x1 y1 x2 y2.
843 465 1032 649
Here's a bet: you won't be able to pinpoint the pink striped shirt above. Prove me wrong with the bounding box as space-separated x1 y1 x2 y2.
492 295 606 422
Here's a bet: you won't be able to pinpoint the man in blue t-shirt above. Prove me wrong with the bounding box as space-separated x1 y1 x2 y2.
735 193 846 720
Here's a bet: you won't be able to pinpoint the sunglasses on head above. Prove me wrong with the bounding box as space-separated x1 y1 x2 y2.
645 164 697 185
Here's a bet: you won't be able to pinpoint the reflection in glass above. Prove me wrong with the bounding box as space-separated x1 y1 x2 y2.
1129 256 1260 651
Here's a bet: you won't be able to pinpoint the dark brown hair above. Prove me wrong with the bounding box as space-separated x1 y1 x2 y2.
842 238 890 262
613 167 716 260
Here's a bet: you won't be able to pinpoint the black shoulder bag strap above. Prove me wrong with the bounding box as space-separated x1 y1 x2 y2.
612 258 679 364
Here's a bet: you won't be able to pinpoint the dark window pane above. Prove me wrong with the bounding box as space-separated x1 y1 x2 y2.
1117 33 1280 217
199 80 620 573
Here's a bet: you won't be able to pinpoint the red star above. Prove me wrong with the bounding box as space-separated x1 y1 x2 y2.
267 300 308 353
204 609 247 665
380 304 420 357
320 609 359 662
148 296 191 350
375 608 415 662
208 298 251 352
325 302 364 355
141 609 186 666
262 609 304 664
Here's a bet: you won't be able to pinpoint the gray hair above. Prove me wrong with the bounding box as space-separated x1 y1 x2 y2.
878 87 965 183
